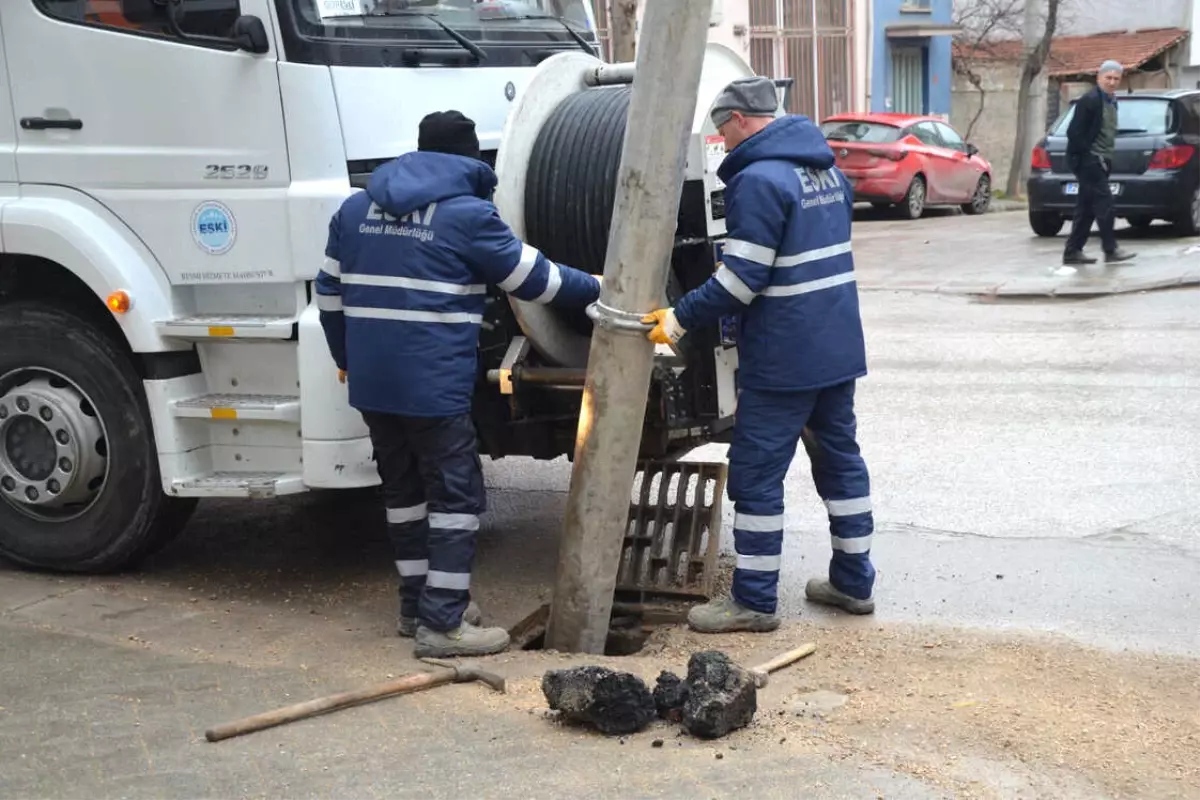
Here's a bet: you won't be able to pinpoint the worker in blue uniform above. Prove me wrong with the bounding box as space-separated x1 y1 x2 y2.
643 77 877 632
317 111 601 658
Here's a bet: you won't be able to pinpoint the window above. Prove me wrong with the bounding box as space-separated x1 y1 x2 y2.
909 122 943 147
934 122 967 152
1050 97 1178 137
36 0 242 39
820 121 902 144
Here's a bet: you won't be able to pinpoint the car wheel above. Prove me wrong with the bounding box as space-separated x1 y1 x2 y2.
0 302 197 573
1127 215 1155 229
1172 187 1200 237
961 174 992 215
1029 210 1064 237
901 176 926 220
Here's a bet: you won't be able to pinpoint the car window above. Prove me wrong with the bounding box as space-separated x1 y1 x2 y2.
1050 97 1178 136
934 123 967 152
908 122 943 147
820 121 902 143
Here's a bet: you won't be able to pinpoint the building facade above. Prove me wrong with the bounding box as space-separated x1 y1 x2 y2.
869 0 957 117
589 0 870 121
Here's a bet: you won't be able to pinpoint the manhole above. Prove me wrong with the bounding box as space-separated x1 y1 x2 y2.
510 601 690 657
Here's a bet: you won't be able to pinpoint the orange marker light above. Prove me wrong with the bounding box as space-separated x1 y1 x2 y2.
106 290 132 314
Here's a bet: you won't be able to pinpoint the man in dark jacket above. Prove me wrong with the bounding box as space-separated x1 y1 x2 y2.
316 111 601 658
1063 60 1136 265
643 77 876 633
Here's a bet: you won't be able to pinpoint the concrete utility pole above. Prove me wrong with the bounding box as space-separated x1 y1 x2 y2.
544 0 714 654
609 0 639 63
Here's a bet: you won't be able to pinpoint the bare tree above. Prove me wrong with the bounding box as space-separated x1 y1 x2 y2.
609 0 638 62
1005 0 1062 197
952 0 1024 141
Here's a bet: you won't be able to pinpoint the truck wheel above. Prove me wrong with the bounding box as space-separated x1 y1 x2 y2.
1029 210 1064 237
0 302 196 573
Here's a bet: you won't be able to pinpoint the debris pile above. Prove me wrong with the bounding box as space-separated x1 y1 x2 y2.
542 650 758 740
541 666 657 735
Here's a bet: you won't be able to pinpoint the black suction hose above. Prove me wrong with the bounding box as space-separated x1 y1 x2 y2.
525 85 633 277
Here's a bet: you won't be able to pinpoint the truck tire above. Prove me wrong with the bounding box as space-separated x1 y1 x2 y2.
0 302 196 573
1029 210 1064 237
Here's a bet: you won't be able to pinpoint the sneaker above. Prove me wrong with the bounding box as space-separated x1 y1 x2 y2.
687 596 781 633
1105 248 1136 264
397 601 482 638
413 621 510 659
1062 250 1097 265
805 579 875 615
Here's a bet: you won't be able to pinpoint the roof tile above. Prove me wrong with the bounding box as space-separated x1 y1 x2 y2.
953 27 1190 77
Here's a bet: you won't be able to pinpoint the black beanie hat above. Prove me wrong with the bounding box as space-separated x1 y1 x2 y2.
418 110 481 160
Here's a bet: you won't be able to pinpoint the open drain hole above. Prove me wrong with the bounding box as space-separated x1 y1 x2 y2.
509 597 694 656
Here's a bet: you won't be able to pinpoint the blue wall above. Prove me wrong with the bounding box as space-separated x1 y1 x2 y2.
870 0 954 116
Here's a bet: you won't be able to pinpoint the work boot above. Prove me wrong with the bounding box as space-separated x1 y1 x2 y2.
397 601 482 638
805 579 875 615
413 621 510 659
1062 250 1097 266
687 596 781 633
1105 247 1136 264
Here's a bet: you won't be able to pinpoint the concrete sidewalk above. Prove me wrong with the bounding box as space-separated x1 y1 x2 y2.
851 210 1200 298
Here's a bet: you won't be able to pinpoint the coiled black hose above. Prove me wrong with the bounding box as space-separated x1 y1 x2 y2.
525 85 632 276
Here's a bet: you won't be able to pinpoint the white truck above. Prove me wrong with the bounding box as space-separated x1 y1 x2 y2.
0 0 755 574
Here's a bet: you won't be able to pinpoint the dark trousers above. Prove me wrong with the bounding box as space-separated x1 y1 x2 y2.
1064 156 1119 255
361 411 486 632
726 381 876 613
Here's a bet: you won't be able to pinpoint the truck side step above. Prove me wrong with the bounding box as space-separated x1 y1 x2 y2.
157 315 295 340
170 393 301 423
170 471 306 499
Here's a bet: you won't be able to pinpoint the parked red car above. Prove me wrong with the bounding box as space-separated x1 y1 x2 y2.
820 113 994 219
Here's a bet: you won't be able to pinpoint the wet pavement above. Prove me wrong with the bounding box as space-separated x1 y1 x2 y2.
2 208 1199 798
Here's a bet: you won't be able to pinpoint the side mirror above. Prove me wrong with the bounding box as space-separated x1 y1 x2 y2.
966 143 980 157
231 15 270 54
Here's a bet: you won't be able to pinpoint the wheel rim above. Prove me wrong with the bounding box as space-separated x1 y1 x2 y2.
1191 188 1200 229
973 177 991 212
910 181 925 216
0 368 109 522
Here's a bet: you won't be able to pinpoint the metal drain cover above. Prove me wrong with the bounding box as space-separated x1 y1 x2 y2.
617 459 726 599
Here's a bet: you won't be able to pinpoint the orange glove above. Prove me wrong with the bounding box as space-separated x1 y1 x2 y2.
641 307 686 345
337 369 347 384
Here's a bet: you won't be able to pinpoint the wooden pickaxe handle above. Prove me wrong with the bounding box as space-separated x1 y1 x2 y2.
750 642 817 687
205 668 458 742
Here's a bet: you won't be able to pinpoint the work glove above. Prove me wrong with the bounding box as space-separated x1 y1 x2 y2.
337 369 347 384
641 307 686 346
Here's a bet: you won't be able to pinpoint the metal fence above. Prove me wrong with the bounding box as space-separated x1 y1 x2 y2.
748 0 856 121
589 0 613 61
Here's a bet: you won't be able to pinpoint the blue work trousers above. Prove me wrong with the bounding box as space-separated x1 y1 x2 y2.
727 381 876 614
362 411 486 632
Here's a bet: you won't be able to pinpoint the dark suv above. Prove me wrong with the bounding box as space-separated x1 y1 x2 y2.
1027 88 1200 237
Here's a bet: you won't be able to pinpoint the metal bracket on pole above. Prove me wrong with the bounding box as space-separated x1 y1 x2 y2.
585 300 654 335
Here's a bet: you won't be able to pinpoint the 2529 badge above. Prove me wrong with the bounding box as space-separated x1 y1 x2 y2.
204 164 269 180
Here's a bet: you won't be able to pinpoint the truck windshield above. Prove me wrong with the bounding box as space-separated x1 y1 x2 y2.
296 0 593 42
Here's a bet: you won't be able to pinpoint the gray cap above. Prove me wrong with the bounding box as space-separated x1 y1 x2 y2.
710 77 778 128
1099 59 1124 75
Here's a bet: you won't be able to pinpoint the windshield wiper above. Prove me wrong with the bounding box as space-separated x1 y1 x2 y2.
368 9 486 62
487 13 595 54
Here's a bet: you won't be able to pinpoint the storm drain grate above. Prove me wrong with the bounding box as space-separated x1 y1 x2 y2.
616 460 727 599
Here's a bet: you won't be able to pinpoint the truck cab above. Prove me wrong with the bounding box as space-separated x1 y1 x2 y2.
0 0 743 574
